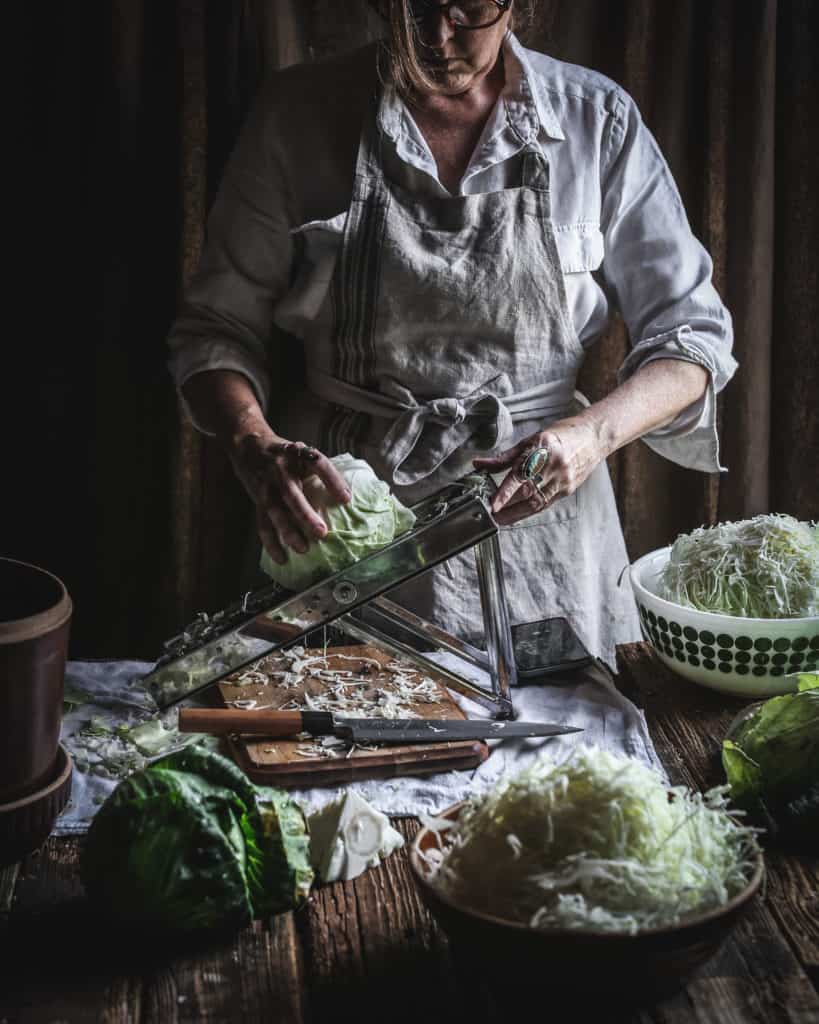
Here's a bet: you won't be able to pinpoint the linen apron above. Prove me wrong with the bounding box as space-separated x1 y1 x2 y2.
282 95 642 668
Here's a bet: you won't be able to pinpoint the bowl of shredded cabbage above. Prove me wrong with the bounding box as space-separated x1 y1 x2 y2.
410 748 763 1002
629 515 819 697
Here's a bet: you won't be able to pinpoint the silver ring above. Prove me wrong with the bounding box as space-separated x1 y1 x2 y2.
267 441 294 456
518 445 551 482
533 478 550 506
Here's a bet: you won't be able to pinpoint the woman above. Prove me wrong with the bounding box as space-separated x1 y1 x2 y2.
168 0 737 667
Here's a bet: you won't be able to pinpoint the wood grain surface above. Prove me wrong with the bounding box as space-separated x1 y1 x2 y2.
218 644 487 786
0 643 816 1023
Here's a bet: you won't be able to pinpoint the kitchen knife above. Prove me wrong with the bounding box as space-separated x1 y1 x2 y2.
178 709 582 743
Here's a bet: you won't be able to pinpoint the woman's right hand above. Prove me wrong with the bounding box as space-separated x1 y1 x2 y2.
228 432 352 566
180 370 351 565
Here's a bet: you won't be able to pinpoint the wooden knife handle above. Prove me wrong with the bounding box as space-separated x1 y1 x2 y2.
178 708 304 736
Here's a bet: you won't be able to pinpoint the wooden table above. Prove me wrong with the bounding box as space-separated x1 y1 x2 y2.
1 643 817 1023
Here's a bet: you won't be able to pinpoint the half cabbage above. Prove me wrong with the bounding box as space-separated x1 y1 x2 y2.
81 747 313 932
259 453 416 592
722 673 819 851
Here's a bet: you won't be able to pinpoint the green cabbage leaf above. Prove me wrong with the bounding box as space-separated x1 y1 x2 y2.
80 747 313 932
259 453 415 592
722 673 819 851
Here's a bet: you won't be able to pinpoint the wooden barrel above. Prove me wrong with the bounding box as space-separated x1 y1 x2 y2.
0 558 72 803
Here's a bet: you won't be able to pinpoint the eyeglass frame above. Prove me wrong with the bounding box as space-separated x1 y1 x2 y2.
409 0 513 31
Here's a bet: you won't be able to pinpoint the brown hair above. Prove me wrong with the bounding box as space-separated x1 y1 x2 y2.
369 0 535 99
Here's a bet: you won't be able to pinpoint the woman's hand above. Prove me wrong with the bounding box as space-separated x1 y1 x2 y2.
180 371 352 565
228 433 351 566
229 435 351 566
472 415 606 526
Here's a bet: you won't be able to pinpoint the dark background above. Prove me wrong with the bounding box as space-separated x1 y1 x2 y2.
6 0 818 659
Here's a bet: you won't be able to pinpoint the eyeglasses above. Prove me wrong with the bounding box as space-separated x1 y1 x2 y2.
409 0 512 31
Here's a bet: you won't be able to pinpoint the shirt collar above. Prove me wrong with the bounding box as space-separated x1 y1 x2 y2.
376 32 565 147
503 32 565 143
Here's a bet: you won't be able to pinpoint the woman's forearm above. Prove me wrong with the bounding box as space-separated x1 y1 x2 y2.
474 357 710 524
582 358 709 459
181 369 351 556
181 370 279 451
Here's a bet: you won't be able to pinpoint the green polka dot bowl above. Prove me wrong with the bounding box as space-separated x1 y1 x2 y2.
629 546 819 698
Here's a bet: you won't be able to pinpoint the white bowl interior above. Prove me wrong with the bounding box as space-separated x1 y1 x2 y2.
631 547 672 601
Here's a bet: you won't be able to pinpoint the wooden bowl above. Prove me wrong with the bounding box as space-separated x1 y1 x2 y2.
0 742 73 866
409 801 764 1004
0 557 72 804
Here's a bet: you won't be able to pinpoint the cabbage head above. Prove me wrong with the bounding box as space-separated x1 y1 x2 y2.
81 747 313 933
260 453 416 591
722 673 819 852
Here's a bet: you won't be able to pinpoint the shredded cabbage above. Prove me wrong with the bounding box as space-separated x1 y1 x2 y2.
259 453 416 592
661 514 819 618
426 748 760 934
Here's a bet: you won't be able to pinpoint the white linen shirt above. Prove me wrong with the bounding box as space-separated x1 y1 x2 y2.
168 33 737 471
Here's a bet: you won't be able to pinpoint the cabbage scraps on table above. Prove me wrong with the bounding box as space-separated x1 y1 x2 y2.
260 453 416 592
661 514 819 618
423 747 760 935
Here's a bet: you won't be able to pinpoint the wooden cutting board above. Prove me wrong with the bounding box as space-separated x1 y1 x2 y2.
217 644 488 787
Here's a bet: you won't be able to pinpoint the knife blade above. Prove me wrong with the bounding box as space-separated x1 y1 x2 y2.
178 708 582 743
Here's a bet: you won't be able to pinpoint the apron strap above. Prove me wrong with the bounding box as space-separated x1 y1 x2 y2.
521 146 550 192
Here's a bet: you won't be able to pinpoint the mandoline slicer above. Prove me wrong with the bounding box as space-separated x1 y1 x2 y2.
142 474 517 718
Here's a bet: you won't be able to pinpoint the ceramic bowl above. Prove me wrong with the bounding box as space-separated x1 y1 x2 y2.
409 801 764 1004
629 546 819 698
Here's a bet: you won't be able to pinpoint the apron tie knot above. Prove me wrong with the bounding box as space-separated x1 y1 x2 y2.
305 368 577 489
378 375 515 487
427 397 468 426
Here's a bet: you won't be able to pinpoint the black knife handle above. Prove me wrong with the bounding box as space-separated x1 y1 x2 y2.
300 711 335 736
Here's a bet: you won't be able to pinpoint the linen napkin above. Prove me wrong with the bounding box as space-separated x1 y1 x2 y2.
56 653 662 833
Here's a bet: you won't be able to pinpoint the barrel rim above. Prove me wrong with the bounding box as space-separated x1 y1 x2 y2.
0 557 73 644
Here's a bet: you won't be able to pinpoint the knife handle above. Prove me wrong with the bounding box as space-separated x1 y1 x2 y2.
178 708 303 736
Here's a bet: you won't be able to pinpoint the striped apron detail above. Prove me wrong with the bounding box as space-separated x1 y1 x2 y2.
322 122 390 456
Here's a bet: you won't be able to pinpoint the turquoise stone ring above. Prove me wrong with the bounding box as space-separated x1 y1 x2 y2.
518 445 551 482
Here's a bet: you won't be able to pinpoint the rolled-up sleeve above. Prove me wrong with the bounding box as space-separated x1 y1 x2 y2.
167 86 294 434
600 91 737 472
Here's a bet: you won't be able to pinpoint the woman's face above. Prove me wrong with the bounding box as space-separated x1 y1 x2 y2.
413 4 512 96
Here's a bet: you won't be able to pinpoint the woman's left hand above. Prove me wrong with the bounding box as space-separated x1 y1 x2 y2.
472 415 607 526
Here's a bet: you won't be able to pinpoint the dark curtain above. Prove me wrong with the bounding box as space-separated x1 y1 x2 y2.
9 1 816 658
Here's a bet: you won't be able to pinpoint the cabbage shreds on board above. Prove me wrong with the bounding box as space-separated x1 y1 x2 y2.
425 748 760 935
660 514 819 618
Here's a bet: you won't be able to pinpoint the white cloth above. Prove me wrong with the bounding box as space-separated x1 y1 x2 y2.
287 653 667 819
54 656 665 834
57 660 158 835
167 32 736 470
